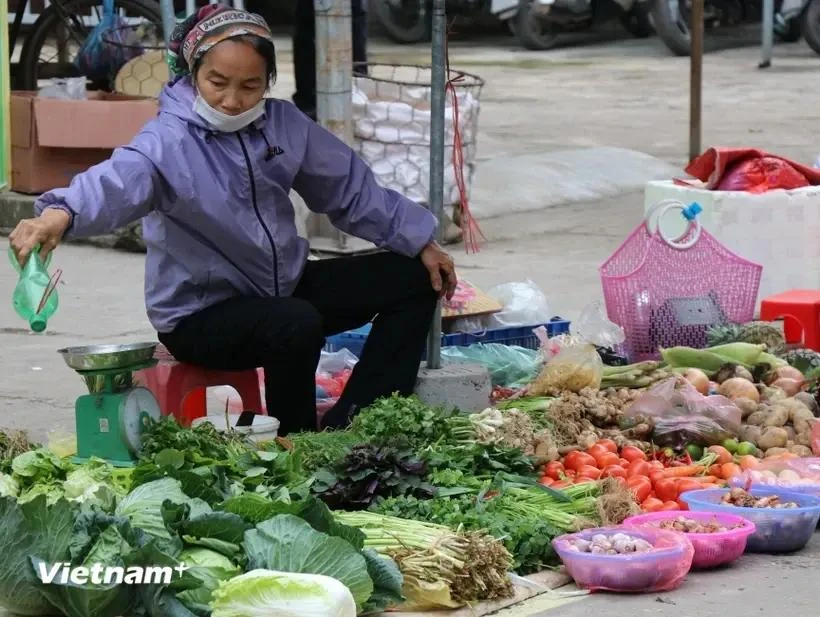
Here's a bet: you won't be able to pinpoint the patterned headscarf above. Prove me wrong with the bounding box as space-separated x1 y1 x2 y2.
167 4 274 78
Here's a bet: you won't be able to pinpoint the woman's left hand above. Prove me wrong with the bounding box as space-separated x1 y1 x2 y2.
420 241 457 300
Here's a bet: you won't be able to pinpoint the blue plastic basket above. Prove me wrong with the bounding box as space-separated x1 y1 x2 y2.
324 318 571 359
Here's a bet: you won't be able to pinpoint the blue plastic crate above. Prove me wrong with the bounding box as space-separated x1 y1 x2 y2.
324 318 571 359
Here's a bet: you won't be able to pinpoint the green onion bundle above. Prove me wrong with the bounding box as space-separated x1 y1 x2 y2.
334 511 514 604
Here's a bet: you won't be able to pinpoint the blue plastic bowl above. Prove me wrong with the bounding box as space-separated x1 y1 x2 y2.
680 488 820 554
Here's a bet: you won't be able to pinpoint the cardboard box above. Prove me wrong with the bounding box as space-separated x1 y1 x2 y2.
10 91 158 194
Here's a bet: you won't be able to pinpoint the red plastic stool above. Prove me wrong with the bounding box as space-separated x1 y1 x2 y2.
759 289 820 351
134 344 264 426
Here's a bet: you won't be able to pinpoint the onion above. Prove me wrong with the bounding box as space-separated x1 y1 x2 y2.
718 377 760 402
770 377 803 397
682 368 710 394
774 366 805 383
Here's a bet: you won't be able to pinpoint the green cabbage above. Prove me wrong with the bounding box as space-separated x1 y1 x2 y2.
210 569 356 617
243 515 373 610
176 548 241 613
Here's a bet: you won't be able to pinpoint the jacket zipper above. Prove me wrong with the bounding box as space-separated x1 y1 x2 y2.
237 132 280 296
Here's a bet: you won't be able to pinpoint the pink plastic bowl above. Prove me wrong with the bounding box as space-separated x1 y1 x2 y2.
552 526 694 593
623 510 756 569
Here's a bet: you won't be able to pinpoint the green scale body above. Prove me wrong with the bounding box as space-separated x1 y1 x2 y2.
73 362 161 467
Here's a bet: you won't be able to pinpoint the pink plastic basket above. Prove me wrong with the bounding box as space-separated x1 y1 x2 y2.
623 510 756 569
552 526 694 593
599 200 762 361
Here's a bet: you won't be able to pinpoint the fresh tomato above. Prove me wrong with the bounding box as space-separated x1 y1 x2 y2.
601 464 627 479
641 497 665 512
587 444 609 460
563 451 582 470
660 501 680 511
627 460 652 478
620 445 647 463
618 458 630 467
648 460 665 471
545 461 565 481
596 438 619 454
676 499 689 511
577 465 603 480
566 452 597 472
539 476 555 487
627 475 652 503
654 478 681 503
595 452 621 469
738 455 759 471
708 464 723 478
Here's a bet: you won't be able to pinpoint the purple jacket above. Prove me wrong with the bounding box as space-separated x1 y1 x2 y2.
35 77 437 333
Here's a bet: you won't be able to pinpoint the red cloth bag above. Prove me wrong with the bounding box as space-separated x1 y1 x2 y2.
677 147 820 193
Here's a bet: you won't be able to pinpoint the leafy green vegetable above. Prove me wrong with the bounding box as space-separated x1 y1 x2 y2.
277 430 365 474
115 478 209 542
0 429 39 474
0 495 75 616
312 444 434 510
421 442 536 477
349 394 474 450
210 569 357 617
175 548 241 614
243 515 374 610
360 549 404 613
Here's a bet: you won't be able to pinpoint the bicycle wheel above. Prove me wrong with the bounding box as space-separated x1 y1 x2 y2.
18 0 163 91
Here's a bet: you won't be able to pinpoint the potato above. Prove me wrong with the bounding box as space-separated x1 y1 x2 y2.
792 406 816 426
763 404 790 427
784 426 796 442
789 445 814 457
740 425 763 446
734 397 759 420
746 411 769 427
793 392 819 416
780 399 812 424
765 447 790 458
794 425 812 447
758 426 789 450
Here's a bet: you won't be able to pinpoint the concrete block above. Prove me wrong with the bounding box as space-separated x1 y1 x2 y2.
414 361 491 413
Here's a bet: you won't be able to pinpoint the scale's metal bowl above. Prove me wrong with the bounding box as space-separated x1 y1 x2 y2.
57 343 158 372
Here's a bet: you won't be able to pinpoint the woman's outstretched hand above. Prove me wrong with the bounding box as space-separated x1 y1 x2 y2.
420 241 457 300
9 208 71 266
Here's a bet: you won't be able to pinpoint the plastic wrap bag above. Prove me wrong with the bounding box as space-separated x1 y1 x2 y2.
528 302 624 393
315 349 358 400
486 280 551 328
624 378 742 449
74 0 138 83
38 78 87 100
441 343 539 387
529 344 603 394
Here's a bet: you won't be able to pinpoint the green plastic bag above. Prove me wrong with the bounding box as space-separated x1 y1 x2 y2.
441 343 539 387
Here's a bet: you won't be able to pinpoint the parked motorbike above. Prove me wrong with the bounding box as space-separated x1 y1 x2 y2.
798 0 820 54
371 0 495 44
492 0 654 50
651 0 803 56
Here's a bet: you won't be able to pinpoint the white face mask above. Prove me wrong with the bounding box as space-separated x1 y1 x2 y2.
193 95 265 132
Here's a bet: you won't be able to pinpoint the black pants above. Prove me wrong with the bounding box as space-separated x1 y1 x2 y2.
292 0 369 116
158 252 437 436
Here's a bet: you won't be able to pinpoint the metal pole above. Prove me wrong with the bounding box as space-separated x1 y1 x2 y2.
159 0 176 45
315 0 353 251
759 0 775 68
426 0 446 370
689 0 703 163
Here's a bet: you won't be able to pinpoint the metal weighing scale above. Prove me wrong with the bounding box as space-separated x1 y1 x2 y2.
57 343 162 467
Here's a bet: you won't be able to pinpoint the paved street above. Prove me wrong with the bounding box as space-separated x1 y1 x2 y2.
2 27 820 617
